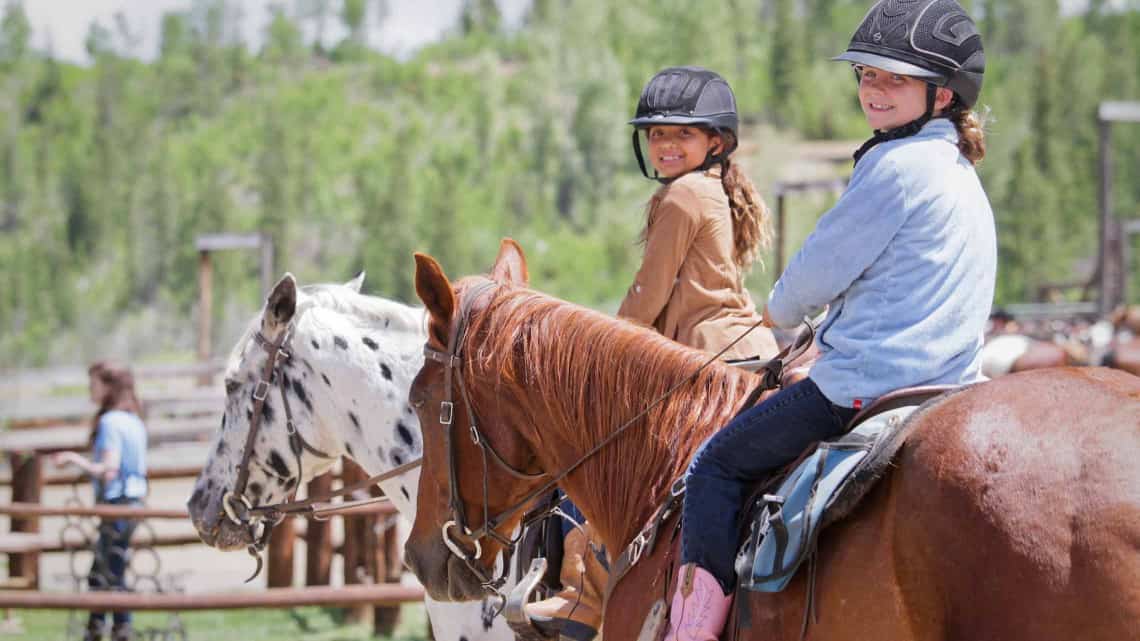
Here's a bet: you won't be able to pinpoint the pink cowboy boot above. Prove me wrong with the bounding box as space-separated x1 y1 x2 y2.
662 564 733 641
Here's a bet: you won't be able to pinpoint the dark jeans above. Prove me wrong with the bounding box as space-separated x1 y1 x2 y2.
680 378 858 594
88 502 140 627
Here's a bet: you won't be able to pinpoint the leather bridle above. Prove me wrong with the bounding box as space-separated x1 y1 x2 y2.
221 322 424 581
421 280 549 593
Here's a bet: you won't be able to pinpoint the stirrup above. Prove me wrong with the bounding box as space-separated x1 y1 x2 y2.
505 557 558 641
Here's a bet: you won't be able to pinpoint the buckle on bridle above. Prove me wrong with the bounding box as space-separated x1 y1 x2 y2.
440 401 454 425
252 380 270 402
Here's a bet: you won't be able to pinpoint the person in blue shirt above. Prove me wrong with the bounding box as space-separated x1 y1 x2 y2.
662 2 996 640
52 361 148 641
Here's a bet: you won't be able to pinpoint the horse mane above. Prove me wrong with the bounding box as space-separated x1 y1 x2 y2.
460 278 759 547
225 283 425 378
299 284 425 336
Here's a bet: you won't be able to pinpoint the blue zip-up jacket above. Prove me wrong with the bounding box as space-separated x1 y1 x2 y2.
767 119 996 407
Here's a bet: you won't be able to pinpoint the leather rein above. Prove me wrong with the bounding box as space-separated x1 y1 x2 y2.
419 277 811 600
221 322 424 581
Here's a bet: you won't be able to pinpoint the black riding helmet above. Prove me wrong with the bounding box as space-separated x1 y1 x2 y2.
834 0 985 163
629 66 739 183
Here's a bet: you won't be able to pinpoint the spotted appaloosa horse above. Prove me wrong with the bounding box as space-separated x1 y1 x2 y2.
186 273 514 641
404 239 1140 641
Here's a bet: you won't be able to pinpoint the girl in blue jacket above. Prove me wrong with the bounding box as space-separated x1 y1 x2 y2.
664 2 996 639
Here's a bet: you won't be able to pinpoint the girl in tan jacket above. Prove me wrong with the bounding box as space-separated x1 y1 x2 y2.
620 66 778 361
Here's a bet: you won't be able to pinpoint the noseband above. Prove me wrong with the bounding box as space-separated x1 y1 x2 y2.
421 280 549 593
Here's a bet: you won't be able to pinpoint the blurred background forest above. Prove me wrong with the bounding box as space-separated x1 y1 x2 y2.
1 0 1138 367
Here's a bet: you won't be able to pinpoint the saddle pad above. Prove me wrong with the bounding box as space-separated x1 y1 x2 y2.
735 405 918 593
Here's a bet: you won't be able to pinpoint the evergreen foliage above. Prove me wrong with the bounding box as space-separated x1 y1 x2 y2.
1 0 1137 365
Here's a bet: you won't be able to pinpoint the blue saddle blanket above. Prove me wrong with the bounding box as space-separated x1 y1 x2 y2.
735 405 918 592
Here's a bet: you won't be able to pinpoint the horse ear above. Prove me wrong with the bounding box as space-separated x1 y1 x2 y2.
414 253 455 345
263 273 297 333
490 238 529 286
345 271 365 293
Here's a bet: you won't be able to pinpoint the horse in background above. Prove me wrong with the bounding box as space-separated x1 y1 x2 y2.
1106 305 1140 376
185 273 515 641
403 239 1140 641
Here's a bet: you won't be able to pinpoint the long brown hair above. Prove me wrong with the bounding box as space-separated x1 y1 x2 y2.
88 361 143 447
950 107 987 165
719 134 773 271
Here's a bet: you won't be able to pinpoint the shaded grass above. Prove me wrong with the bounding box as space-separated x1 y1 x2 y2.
0 603 428 641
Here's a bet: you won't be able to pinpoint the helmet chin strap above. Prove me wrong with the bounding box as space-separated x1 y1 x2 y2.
852 83 940 166
632 130 736 184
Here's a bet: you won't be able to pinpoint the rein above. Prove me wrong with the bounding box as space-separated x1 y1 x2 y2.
422 277 815 599
221 322 424 581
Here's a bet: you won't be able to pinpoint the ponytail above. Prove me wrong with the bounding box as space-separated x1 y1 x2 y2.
721 155 773 272
950 107 987 165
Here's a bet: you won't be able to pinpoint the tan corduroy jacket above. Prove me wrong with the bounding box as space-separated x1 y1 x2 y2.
617 168 779 361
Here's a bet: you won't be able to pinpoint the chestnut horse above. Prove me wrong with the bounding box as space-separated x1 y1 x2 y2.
403 240 1140 641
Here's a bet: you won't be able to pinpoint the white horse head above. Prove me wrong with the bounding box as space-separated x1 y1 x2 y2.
187 273 513 641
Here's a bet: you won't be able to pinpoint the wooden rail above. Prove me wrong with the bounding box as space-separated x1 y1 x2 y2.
0 502 396 520
0 583 424 610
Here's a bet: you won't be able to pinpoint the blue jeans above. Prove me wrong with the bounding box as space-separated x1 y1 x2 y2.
680 378 857 593
88 511 139 627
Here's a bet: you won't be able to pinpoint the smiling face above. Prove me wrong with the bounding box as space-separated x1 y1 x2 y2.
645 125 722 178
856 64 953 131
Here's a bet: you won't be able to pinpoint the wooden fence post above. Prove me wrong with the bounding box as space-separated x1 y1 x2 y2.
8 454 42 589
305 472 333 586
266 517 295 588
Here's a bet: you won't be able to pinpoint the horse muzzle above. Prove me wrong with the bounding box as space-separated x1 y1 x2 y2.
404 535 489 601
187 487 257 551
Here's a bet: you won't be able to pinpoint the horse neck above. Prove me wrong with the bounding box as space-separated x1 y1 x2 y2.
485 311 757 554
295 302 426 510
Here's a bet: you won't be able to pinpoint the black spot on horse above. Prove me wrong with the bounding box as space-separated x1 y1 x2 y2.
221 415 227 431
321 373 331 387
346 442 355 458
348 412 361 432
311 339 320 350
400 486 410 500
380 362 392 380
291 378 313 412
300 359 315 373
396 421 415 448
246 408 253 422
385 318 390 328
334 335 348 349
376 447 387 464
268 450 291 479
261 399 276 424
215 441 227 456
362 336 379 350
285 477 297 492
206 479 214 492
391 448 406 466
405 405 415 416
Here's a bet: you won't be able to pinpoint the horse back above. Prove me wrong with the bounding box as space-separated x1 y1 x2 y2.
890 367 1140 640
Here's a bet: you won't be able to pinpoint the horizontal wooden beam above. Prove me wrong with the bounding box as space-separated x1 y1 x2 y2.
773 178 848 196
195 233 266 252
1099 101 1140 123
0 361 226 396
0 583 424 611
0 416 218 453
0 501 396 520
